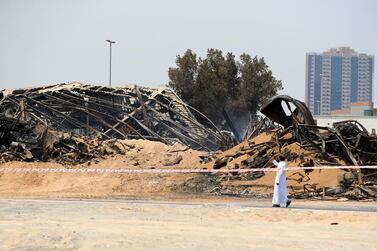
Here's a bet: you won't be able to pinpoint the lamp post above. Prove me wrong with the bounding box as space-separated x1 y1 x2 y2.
106 40 116 88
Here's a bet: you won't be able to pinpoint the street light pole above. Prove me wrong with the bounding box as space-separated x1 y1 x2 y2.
106 40 116 88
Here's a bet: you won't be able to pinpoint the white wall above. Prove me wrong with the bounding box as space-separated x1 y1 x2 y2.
314 116 377 133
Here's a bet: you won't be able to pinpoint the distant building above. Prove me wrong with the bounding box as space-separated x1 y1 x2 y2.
305 47 374 115
330 101 375 116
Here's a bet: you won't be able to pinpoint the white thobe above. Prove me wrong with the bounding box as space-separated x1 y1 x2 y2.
272 160 288 206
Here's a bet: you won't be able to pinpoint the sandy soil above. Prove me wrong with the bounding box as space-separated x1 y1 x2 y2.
0 198 376 251
0 137 351 199
0 139 203 198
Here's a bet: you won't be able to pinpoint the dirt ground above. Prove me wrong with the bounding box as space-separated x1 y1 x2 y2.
0 139 202 198
0 137 349 199
0 137 375 250
0 198 376 251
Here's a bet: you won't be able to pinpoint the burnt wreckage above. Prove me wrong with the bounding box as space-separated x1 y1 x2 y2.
0 82 228 151
210 96 377 199
260 96 377 182
264 96 376 196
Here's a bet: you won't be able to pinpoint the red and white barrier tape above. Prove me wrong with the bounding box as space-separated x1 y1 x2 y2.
0 166 377 174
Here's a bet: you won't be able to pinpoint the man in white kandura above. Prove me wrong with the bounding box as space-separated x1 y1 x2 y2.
271 156 291 208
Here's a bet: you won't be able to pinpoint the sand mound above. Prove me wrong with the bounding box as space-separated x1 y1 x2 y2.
0 132 375 200
0 139 204 198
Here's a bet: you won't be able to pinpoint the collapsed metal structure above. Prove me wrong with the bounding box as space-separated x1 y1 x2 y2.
260 95 316 127
0 114 136 164
0 86 376 199
242 95 315 140
211 96 377 199
260 96 377 184
259 96 377 170
0 82 228 151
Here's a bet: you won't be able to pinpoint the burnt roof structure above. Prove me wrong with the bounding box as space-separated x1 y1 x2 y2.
0 82 228 151
260 95 316 127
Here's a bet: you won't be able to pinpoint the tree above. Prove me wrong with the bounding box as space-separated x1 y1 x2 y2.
237 54 282 113
168 49 198 102
168 49 282 140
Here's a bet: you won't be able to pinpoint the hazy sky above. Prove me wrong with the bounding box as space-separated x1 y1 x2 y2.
1 0 376 102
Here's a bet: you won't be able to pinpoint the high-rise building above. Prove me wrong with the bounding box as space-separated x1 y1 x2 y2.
305 47 374 115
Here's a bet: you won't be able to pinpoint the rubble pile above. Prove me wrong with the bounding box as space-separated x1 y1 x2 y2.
0 85 376 200
0 115 134 164
0 82 228 151
202 96 377 200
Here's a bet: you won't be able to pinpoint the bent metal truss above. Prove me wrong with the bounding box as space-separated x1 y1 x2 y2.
0 82 229 151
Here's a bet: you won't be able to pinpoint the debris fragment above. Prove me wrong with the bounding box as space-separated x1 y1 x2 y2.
213 157 229 169
163 155 183 166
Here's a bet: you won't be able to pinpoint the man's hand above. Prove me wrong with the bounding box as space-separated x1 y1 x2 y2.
276 183 279 186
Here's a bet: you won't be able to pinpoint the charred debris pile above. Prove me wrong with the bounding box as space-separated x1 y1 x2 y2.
1 83 377 199
0 115 135 164
0 82 230 161
210 96 377 200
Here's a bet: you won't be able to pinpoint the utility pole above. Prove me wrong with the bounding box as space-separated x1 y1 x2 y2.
106 40 116 87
